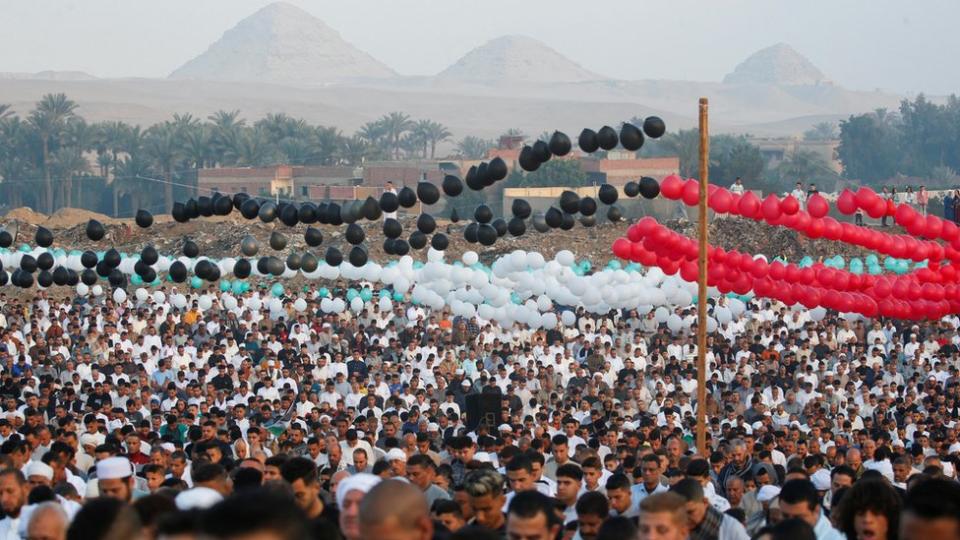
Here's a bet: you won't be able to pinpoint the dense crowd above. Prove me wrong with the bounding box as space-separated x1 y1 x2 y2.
0 280 958 540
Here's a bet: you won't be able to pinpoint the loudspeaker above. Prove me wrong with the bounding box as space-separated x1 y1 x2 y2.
465 393 502 432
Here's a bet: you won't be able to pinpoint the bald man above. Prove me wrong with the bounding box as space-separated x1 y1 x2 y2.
26 502 68 540
359 479 434 540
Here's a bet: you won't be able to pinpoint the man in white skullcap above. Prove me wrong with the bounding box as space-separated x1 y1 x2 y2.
96 456 137 503
174 486 224 511
25 462 54 490
336 473 381 540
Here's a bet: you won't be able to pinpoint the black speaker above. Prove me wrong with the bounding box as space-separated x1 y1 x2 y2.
465 393 502 432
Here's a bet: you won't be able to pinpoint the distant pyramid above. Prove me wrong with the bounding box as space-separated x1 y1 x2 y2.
437 35 603 83
169 2 395 84
723 43 829 86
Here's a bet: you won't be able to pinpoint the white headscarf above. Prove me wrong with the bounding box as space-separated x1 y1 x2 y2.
335 473 382 508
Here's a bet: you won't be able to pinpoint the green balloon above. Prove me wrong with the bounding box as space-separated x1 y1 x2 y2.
220 280 231 292
190 277 203 289
271 283 284 297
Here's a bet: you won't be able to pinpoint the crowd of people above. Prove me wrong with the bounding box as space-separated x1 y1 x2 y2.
0 277 958 540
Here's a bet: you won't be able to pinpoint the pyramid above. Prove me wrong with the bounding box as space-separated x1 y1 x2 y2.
437 35 602 83
723 43 829 86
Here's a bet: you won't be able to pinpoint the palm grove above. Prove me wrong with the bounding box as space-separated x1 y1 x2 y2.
2 93 958 217
0 94 494 216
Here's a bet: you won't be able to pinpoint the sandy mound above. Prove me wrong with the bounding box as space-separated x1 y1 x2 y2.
46 208 115 228
3 207 48 225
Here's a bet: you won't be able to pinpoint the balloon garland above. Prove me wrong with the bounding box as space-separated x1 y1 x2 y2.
613 175 960 320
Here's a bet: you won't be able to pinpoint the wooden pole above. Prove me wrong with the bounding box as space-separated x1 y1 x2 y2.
696 98 709 457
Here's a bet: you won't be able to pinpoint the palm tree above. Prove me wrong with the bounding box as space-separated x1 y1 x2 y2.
50 147 90 207
339 135 374 165
379 112 414 160
0 104 13 120
113 155 154 217
208 110 246 166
143 122 182 212
28 93 78 211
662 129 701 177
0 116 32 208
224 127 278 167
413 119 452 159
455 136 493 159
60 118 98 207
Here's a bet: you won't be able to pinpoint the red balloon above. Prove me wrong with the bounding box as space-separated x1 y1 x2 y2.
780 195 800 215
807 193 829 218
761 194 781 221
924 215 943 239
886 199 897 216
807 218 825 239
895 204 917 227
612 238 631 259
738 192 761 219
866 197 887 219
822 217 842 241
709 188 734 214
854 187 878 209
660 174 684 200
681 179 700 207
836 189 857 215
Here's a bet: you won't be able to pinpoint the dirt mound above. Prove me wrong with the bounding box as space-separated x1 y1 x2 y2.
46 208 115 228
3 207 48 225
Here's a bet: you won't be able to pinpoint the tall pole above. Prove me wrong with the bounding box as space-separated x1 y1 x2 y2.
696 98 709 457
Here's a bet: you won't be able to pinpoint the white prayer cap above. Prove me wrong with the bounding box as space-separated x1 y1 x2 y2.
757 485 781 503
811 469 831 491
865 460 895 483
335 473 381 508
175 486 224 510
26 462 53 480
96 457 133 480
385 448 407 462
161 442 177 453
474 452 492 464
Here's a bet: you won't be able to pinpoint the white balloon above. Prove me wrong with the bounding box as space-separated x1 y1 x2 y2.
223 295 238 311
294 298 308 312
113 288 127 303
198 295 213 310
714 306 732 324
666 314 682 333
462 251 479 266
654 307 670 323
555 250 575 266
76 283 89 296
135 288 149 302
561 310 576 326
706 317 718 333
350 297 364 312
378 297 392 312
152 291 166 304
810 307 827 322
92 285 104 297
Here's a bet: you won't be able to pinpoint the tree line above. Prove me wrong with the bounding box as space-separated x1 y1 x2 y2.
838 94 960 187
0 94 496 215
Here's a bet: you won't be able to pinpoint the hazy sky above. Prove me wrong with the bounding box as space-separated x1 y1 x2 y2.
0 0 956 94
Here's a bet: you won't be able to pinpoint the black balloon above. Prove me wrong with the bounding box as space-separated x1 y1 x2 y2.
258 202 277 223
559 191 580 214
492 218 508 237
488 157 508 181
81 251 98 268
518 146 540 172
20 255 38 273
325 247 343 267
240 236 259 257
194 260 214 280
304 227 323 247
170 262 188 282
298 203 318 224
578 129 600 153
96 260 111 278
0 270 6 286
349 246 368 266
66 269 79 286
465 165 483 191
383 218 402 239
474 205 493 224
86 219 106 240
579 215 596 228
379 191 400 213
37 252 54 271
103 249 121 268
280 204 299 226
639 177 660 199
269 231 288 251
431 233 448 251
507 217 526 236
233 192 250 210
300 253 318 273
598 184 619 205
549 131 573 156
449 208 460 223
477 224 497 246
398 187 417 208
197 196 213 217
267 256 285 276
240 198 260 220
409 231 427 250
417 182 440 206
37 270 54 288
316 202 329 224
607 205 623 222
81 268 99 286
345 223 365 245
464 222 479 243
532 140 552 163
560 212 576 230
135 209 154 228
545 207 563 228
624 181 640 197
348 200 364 222
417 214 436 235
532 213 549 233
109 269 126 288
392 240 409 256
141 246 159 265
362 197 381 221
135 260 151 277
183 240 200 258
256 257 270 275
35 226 53 247
141 268 157 283
52 266 69 286
339 201 357 225
233 258 251 279
579 197 597 216
286 253 302 271
643 116 666 138
619 123 645 151
214 195 233 216
512 199 532 219
442 175 464 197
597 126 618 150
185 199 200 219
383 238 396 255
0 230 11 248
477 163 494 187
327 203 343 226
